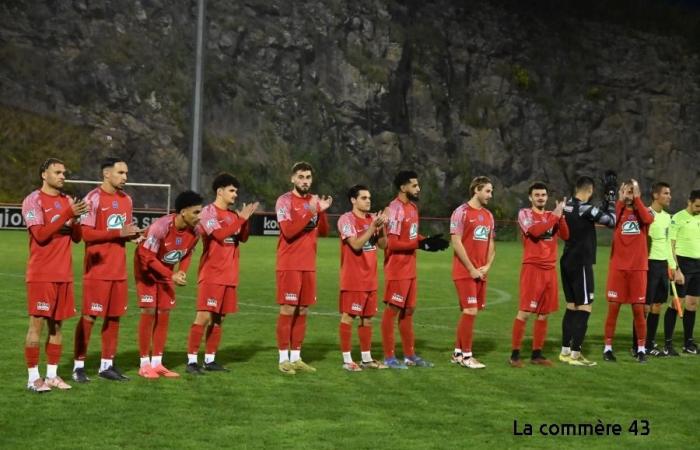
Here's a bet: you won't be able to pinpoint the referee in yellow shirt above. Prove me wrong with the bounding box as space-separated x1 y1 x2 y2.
663 189 700 355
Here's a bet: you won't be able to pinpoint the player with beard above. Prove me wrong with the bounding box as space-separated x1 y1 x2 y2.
381 170 448 369
22 158 89 392
73 158 141 382
663 189 700 355
602 180 654 363
509 182 568 368
336 185 388 371
275 162 331 375
135 190 203 378
450 176 496 369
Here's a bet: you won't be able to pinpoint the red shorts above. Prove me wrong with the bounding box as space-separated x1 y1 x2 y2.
137 281 176 310
339 290 378 317
197 283 238 314
519 265 559 314
606 269 647 304
26 282 76 321
384 278 417 309
276 271 317 306
82 279 128 317
454 277 487 310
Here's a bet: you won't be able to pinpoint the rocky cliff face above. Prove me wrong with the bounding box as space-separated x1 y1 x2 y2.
1 0 698 214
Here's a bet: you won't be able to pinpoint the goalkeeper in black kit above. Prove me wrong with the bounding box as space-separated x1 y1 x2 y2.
559 173 617 366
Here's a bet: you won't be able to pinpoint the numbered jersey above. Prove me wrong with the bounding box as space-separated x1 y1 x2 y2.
135 214 199 284
338 212 379 291
22 190 75 282
384 197 419 281
610 199 653 271
450 203 494 280
82 187 133 280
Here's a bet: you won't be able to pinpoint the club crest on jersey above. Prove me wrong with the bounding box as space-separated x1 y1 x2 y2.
473 225 490 241
351 303 363 312
36 301 50 311
175 237 182 246
409 223 418 240
112 200 119 209
141 295 154 304
621 221 640 235
106 213 126 230
54 201 61 209
163 250 184 264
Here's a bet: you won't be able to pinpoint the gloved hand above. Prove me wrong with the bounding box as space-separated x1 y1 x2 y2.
418 234 449 252
602 170 618 208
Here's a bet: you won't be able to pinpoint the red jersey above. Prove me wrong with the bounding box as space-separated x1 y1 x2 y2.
134 214 199 284
338 211 379 291
196 204 249 286
517 208 570 269
275 192 329 272
384 198 419 281
22 190 79 282
609 198 654 271
450 203 495 280
81 187 133 281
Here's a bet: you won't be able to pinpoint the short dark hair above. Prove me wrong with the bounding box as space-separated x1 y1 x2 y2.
469 176 492 196
175 190 203 213
690 189 700 202
100 157 126 171
575 176 595 192
651 181 670 196
292 161 314 175
39 157 64 180
347 184 370 202
212 173 240 194
528 181 548 195
393 170 418 190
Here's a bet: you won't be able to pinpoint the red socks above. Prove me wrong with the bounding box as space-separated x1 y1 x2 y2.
533 318 548 351
290 314 307 350
100 318 120 359
358 325 372 353
458 313 476 353
205 323 222 355
45 343 62 365
152 313 170 356
138 313 155 357
512 318 526 351
381 307 398 358
632 304 647 347
74 316 94 360
25 346 40 368
276 314 293 350
398 314 415 357
188 323 205 354
605 302 622 345
339 322 352 353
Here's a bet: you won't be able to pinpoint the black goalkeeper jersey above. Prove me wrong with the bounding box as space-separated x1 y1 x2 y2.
561 197 616 266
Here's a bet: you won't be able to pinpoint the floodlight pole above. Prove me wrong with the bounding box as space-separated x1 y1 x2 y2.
190 0 206 192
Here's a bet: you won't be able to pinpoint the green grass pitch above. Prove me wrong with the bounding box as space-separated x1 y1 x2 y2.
0 229 697 449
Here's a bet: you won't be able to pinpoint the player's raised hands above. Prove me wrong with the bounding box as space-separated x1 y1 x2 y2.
317 195 333 212
237 202 260 221
70 197 90 217
120 222 141 238
372 212 387 228
631 179 641 198
552 197 566 217
172 270 187 286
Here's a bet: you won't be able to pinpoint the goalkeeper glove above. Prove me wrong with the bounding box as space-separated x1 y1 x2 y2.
418 234 449 252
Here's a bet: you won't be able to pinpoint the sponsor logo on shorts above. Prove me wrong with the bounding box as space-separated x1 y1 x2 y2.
90 302 104 312
467 296 478 304
141 295 154 304
391 293 404 303
529 300 538 309
207 298 218 307
621 220 640 235
284 292 298 302
36 301 50 311
473 225 490 241
638 296 646 301
607 291 618 298
351 303 363 312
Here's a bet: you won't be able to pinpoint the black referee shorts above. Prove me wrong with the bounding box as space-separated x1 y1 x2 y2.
676 256 700 298
646 260 669 305
560 263 595 305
